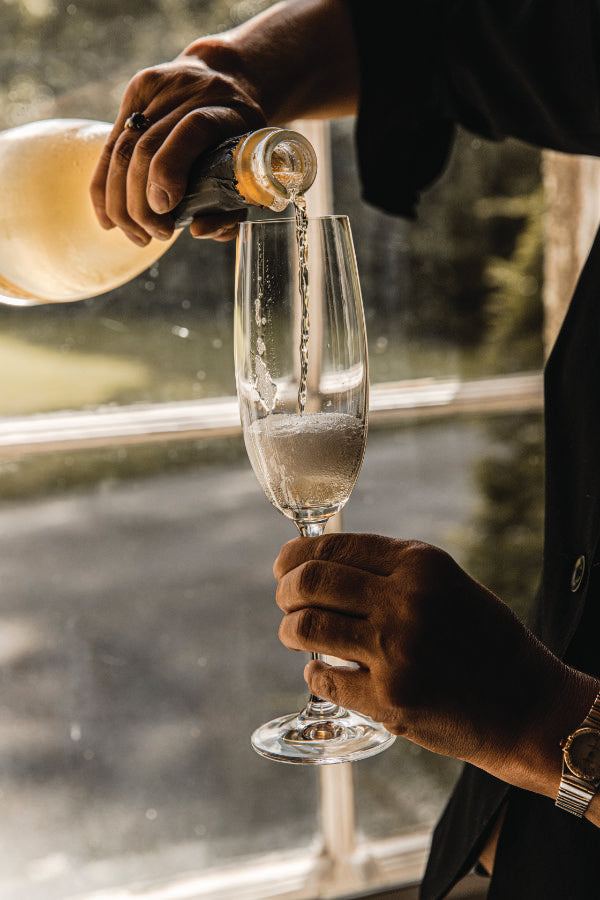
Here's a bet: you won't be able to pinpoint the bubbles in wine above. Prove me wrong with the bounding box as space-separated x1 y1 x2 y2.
273 170 311 415
243 412 366 520
253 354 278 412
295 195 310 415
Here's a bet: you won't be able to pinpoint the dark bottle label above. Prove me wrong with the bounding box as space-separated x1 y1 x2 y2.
173 136 247 227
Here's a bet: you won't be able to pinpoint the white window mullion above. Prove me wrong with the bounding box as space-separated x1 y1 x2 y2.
290 120 364 893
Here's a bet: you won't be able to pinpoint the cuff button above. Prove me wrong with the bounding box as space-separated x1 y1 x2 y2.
570 554 586 592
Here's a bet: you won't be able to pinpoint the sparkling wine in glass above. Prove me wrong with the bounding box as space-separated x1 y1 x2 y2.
235 214 395 763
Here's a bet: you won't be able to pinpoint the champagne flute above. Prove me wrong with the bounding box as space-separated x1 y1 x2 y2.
235 214 395 763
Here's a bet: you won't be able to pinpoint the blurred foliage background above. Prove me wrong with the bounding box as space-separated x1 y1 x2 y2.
1 0 546 617
0 3 552 892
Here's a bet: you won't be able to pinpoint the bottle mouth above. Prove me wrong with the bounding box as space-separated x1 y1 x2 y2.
233 127 318 212
269 139 317 197
257 129 318 206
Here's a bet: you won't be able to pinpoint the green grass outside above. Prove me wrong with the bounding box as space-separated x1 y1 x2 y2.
0 307 521 502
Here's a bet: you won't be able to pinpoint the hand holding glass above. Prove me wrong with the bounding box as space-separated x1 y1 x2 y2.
235 214 395 763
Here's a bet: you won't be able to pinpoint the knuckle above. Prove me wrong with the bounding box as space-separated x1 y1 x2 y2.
167 67 223 96
296 608 321 647
393 542 460 619
278 617 291 647
273 538 299 581
112 136 136 166
297 560 324 598
132 133 161 165
275 582 284 610
195 70 233 96
176 108 225 144
314 532 351 562
364 619 382 657
275 578 293 613
376 669 408 712
185 70 256 109
402 540 455 579
130 66 163 95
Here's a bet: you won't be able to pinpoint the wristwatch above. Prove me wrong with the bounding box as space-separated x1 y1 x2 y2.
556 689 600 816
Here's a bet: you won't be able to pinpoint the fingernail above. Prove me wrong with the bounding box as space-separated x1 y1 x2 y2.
148 183 171 213
192 226 227 240
124 230 150 247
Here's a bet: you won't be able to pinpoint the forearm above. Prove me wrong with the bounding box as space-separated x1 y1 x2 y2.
479 666 600 875
485 661 600 825
180 0 359 123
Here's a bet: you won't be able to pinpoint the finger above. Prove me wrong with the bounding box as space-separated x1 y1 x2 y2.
104 126 155 244
90 85 155 232
147 105 262 214
190 210 246 240
90 121 128 229
101 101 201 240
274 532 408 581
304 659 376 717
123 98 222 234
279 607 375 663
124 115 184 240
276 558 380 617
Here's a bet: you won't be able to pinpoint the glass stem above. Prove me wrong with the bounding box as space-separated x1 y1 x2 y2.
295 519 340 719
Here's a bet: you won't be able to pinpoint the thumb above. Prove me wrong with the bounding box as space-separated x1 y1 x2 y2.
305 659 373 716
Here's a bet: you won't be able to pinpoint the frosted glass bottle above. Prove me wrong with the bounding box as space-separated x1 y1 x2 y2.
0 119 317 305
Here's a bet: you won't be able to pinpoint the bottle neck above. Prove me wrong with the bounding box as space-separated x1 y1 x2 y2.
173 127 317 227
233 128 317 212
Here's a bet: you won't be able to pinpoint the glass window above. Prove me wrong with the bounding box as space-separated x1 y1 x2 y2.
330 119 544 846
332 119 544 383
0 3 545 898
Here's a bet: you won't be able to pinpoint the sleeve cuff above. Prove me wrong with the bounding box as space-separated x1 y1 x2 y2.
342 0 455 217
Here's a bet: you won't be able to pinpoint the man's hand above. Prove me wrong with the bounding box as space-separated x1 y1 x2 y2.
89 52 265 246
274 532 598 795
89 0 359 247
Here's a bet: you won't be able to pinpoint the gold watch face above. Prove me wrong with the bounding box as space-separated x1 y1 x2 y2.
565 728 600 780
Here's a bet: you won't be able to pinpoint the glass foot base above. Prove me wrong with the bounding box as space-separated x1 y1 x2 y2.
251 707 396 764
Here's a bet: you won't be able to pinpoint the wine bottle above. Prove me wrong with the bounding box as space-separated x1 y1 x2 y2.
0 119 317 305
174 126 317 226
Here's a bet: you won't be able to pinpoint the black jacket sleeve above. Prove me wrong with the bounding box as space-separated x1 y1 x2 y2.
343 0 600 216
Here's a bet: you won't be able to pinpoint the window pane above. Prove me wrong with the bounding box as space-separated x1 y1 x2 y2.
0 440 320 898
346 410 544 839
1 0 278 413
331 120 544 383
1 0 547 893
329 117 544 842
0 233 237 415
0 3 325 895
